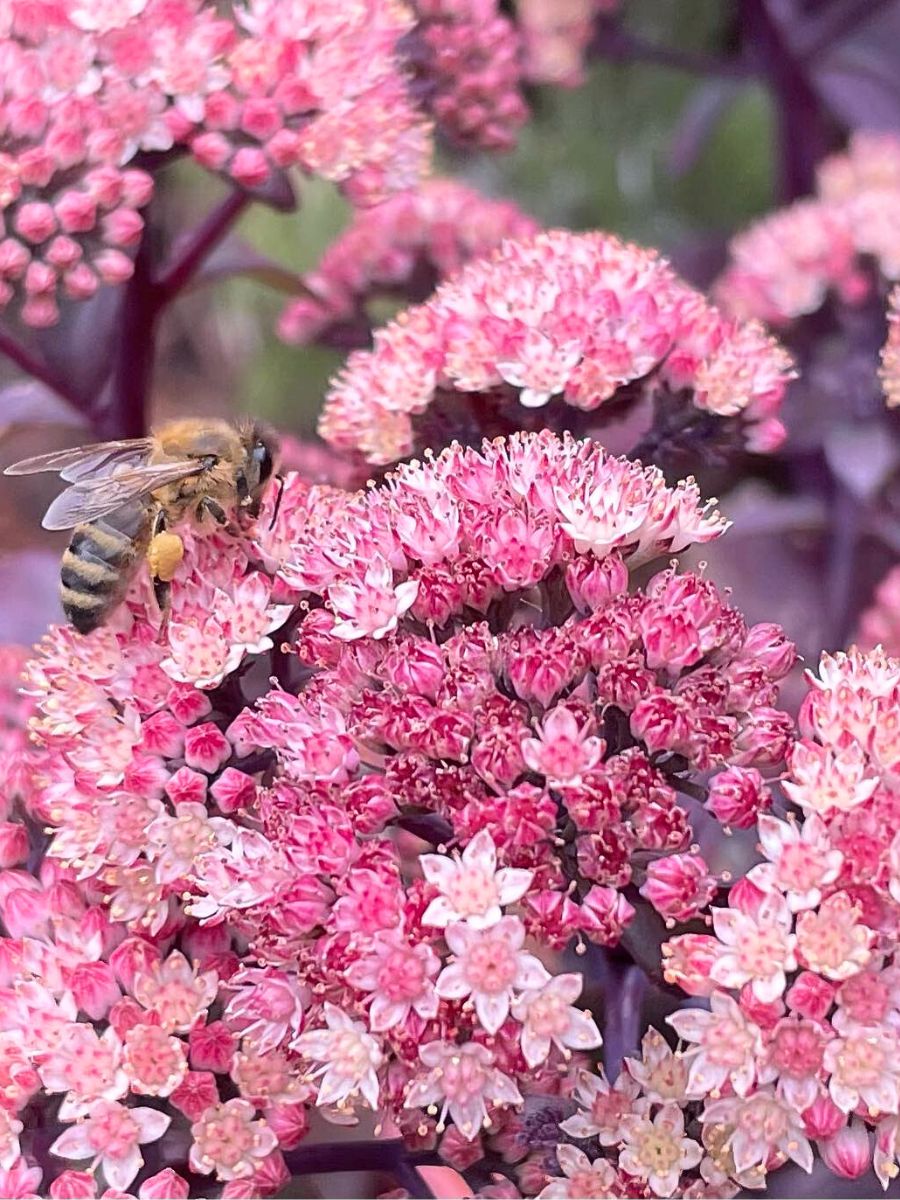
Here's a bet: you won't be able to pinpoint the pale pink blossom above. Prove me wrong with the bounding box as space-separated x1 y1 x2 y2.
345 932 440 1031
783 738 879 815
49 1100 170 1191
404 1041 523 1138
619 1105 702 1197
521 706 604 784
292 1003 382 1111
709 894 797 1003
145 802 234 884
122 1024 187 1097
224 967 306 1056
421 830 533 930
537 1144 618 1199
560 1067 643 1144
133 951 218 1033
795 892 874 981
702 1089 813 1176
624 1029 690 1104
436 916 549 1034
667 992 765 1098
38 1025 127 1119
825 1026 900 1116
748 813 843 911
188 1099 277 1181
510 973 602 1067
328 558 419 641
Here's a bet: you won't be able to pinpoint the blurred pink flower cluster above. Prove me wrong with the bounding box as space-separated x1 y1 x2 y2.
0 430 805 1196
278 179 539 348
405 0 528 151
319 229 794 466
515 0 610 88
715 132 900 331
0 0 432 325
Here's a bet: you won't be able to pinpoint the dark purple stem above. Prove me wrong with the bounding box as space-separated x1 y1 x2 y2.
154 187 251 302
593 953 649 1081
94 187 252 439
739 0 834 201
281 1138 440 1179
0 325 84 410
591 23 747 78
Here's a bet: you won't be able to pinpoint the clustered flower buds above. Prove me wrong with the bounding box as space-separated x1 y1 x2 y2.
0 0 432 324
320 229 794 467
278 179 539 349
404 0 529 150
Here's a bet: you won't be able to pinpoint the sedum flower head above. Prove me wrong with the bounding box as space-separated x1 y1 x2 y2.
320 229 794 466
14 430 800 1157
279 178 539 348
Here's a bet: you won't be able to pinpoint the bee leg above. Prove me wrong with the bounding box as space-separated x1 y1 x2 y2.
267 473 285 530
198 497 228 526
147 508 183 622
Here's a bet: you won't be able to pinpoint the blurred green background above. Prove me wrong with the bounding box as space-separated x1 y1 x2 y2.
153 0 776 436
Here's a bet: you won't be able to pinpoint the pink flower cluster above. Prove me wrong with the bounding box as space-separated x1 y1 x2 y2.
858 565 900 658
405 0 528 151
715 131 900 328
319 229 794 466
516 0 610 87
660 647 900 1190
0 0 431 324
11 431 800 1190
278 179 538 348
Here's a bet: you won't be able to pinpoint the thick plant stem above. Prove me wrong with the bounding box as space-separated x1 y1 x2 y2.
739 0 833 202
154 187 251 301
281 1138 441 1180
95 186 251 439
97 235 158 439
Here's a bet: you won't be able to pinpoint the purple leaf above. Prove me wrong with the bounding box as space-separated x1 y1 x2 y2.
667 80 741 178
810 4 900 131
239 168 297 213
0 382 88 435
0 550 62 643
824 420 900 501
32 284 125 407
192 238 310 294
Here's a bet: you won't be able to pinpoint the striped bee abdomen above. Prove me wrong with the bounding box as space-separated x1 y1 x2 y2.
60 500 151 634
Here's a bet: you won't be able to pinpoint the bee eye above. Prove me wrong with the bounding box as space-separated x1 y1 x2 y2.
251 441 274 484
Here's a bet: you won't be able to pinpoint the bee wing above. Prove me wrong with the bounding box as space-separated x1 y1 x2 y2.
4 438 155 481
41 460 206 531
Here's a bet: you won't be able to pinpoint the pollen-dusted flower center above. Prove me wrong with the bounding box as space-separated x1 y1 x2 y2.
87 1104 139 1156
445 868 499 918
568 1167 615 1199
834 1034 887 1086
331 1030 376 1080
169 811 216 859
736 1096 789 1143
778 843 827 892
705 1017 756 1068
196 1109 256 1170
634 1126 682 1174
462 935 518 994
735 925 790 977
769 1023 824 1077
441 1053 488 1104
376 947 429 1002
590 1088 630 1128
66 1039 118 1094
524 991 569 1038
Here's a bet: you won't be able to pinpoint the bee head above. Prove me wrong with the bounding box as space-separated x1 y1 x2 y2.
244 422 281 499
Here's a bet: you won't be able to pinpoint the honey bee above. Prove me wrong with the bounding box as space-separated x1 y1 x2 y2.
4 417 280 634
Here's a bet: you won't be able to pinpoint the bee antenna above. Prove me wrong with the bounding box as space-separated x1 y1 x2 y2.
268 473 285 531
